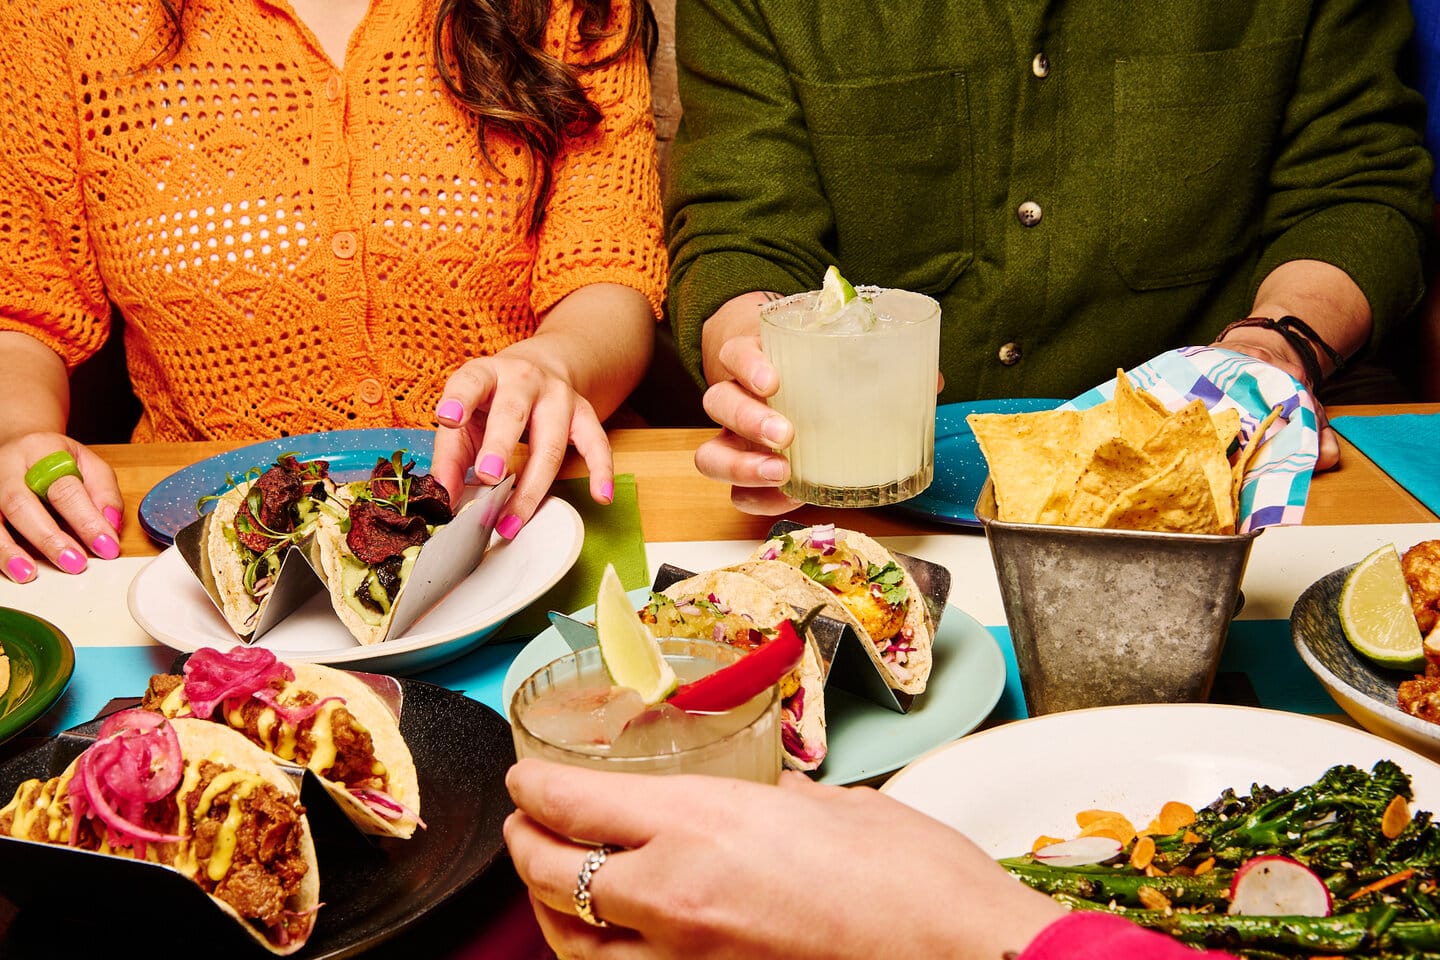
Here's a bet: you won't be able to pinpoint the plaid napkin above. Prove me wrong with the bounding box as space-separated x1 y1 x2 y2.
1061 346 1320 531
496 473 649 639
1331 413 1440 516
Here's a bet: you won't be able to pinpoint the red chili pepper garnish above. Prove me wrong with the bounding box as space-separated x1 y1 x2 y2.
665 607 820 714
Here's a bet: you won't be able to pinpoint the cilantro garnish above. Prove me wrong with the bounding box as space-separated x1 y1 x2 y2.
800 555 837 587
867 562 909 606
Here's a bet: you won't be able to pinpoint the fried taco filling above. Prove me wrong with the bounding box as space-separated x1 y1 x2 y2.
0 712 316 950
640 590 821 767
141 647 421 831
758 524 919 678
333 455 454 627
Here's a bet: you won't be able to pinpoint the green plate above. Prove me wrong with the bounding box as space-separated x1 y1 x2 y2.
0 608 75 743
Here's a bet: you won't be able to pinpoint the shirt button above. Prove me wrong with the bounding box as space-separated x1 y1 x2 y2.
1017 201 1043 227
1032 53 1050 78
998 342 1023 366
325 74 343 101
357 378 384 405
331 231 358 259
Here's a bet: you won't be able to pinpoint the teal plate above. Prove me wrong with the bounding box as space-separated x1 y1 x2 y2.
0 608 76 744
501 589 1008 785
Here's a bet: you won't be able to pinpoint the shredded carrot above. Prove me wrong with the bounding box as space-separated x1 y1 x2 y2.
1348 868 1416 901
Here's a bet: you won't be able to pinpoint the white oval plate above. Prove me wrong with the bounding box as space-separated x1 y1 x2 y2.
128 496 584 675
881 703 1440 858
501 590 1008 786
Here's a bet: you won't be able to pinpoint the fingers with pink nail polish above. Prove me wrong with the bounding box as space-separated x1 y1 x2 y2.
103 506 123 530
599 479 615 504
496 515 523 540
436 398 465 424
91 533 120 560
57 548 86 575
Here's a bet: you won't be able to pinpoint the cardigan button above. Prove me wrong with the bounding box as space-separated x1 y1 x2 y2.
998 342 1023 366
332 231 358 259
325 74 343 101
357 378 384 405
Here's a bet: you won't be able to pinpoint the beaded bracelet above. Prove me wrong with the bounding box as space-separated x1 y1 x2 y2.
1216 315 1347 388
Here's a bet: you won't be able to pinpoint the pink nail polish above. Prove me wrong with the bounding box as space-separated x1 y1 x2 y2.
5 556 35 583
91 533 120 560
57 548 86 575
104 506 123 529
599 479 615 503
496 515 523 540
436 398 464 423
478 454 506 479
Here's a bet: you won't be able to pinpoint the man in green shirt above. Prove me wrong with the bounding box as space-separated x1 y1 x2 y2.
666 0 1432 513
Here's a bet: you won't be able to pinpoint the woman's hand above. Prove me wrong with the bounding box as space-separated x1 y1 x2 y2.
0 432 123 583
430 283 654 538
431 352 614 540
693 293 803 516
504 758 1066 960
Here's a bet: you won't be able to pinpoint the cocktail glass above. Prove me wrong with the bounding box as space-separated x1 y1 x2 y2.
760 286 941 508
509 638 782 783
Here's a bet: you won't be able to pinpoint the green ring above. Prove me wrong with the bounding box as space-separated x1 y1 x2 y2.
24 451 83 499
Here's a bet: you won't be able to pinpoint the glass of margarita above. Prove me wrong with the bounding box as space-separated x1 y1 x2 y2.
509 638 782 783
761 285 941 507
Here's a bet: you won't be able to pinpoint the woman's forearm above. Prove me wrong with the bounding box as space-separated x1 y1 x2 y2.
0 330 69 443
501 283 655 421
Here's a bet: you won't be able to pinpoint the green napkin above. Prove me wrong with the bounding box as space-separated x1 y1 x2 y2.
497 474 649 639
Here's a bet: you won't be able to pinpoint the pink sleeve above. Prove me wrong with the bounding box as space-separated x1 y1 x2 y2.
1018 912 1238 960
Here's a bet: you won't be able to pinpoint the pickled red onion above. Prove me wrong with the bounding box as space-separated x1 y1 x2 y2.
809 523 836 551
253 687 342 724
69 709 184 850
353 789 427 829
183 646 293 718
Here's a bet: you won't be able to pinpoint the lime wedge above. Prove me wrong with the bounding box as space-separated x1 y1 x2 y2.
817 265 857 317
1339 545 1426 671
595 564 677 704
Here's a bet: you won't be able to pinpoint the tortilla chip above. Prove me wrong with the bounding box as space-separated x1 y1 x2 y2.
1143 399 1236 534
1114 370 1166 448
1057 438 1159 526
1098 451 1223 534
1230 404 1284 514
1210 407 1241 452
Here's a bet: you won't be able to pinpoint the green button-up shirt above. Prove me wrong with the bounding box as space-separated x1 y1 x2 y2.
665 0 1433 401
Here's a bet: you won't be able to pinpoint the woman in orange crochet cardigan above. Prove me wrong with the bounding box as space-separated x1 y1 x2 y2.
0 0 666 583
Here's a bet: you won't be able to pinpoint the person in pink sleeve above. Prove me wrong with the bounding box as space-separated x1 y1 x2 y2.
503 759 1236 960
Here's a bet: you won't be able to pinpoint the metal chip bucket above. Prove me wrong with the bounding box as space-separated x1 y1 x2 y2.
976 480 1260 715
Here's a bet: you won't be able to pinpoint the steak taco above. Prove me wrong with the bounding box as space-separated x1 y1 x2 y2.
310 454 454 646
142 646 423 839
201 454 336 637
0 711 321 955
748 524 933 695
639 569 828 771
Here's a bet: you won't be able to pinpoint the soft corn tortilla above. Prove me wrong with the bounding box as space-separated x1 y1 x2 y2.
748 527 933 695
202 482 264 637
311 510 395 647
647 570 828 772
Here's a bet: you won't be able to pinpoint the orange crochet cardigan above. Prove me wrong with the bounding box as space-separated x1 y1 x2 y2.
0 0 666 441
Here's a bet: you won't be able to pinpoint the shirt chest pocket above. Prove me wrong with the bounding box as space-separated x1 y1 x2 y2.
1110 39 1301 290
793 71 973 293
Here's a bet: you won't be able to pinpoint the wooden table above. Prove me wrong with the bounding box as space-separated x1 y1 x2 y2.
101 403 1440 559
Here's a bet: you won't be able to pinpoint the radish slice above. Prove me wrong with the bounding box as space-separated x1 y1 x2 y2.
1228 855 1332 916
1032 835 1124 867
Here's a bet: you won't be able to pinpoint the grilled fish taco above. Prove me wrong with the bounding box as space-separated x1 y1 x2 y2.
0 711 321 955
749 524 933 694
201 454 335 637
310 455 454 646
640 569 827 771
142 646 423 839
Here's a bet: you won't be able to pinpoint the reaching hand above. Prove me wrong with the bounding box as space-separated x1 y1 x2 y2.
431 353 615 540
0 432 123 583
503 759 1067 960
1210 338 1341 471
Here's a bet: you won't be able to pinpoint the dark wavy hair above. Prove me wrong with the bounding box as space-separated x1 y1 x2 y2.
154 0 657 232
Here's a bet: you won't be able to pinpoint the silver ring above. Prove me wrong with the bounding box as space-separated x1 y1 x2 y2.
573 845 612 928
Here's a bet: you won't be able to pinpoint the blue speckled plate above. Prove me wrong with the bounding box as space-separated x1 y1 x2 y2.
889 398 1061 527
1292 563 1440 762
139 428 434 546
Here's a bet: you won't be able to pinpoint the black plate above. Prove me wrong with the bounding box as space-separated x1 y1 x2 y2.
0 678 516 958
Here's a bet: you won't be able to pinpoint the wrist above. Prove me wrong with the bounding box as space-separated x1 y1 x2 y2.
1215 315 1345 388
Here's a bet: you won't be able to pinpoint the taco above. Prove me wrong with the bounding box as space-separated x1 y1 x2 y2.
142 646 423 839
201 454 336 637
0 711 321 955
748 524 933 695
310 454 454 645
639 569 828 771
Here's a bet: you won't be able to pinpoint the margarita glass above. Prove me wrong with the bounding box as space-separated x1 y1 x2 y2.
760 285 941 507
509 638 782 783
